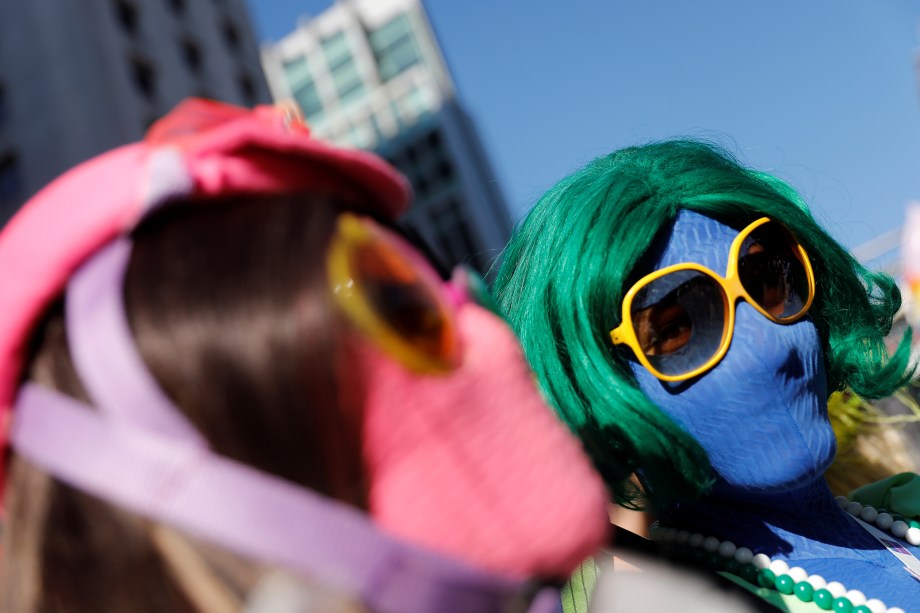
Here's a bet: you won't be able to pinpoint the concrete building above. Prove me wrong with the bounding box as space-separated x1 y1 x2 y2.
261 0 511 275
0 0 270 224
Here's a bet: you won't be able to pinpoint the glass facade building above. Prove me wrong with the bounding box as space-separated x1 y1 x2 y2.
261 0 511 276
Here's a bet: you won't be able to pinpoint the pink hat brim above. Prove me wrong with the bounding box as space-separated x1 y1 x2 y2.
0 98 410 439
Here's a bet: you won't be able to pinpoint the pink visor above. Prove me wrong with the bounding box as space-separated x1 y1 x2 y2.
0 98 410 448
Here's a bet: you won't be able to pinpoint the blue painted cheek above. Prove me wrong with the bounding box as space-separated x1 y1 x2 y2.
630 302 835 494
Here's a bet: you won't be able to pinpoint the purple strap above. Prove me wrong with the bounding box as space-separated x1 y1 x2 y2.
65 238 205 444
13 238 561 613
13 384 533 613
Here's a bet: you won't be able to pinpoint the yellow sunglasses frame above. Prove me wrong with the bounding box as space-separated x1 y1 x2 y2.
609 217 816 382
326 212 460 375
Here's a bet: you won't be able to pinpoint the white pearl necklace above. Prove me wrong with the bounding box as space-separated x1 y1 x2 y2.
835 495 920 546
649 520 906 613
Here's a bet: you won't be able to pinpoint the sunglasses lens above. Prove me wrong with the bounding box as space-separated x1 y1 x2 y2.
738 222 810 320
341 219 458 371
631 269 727 377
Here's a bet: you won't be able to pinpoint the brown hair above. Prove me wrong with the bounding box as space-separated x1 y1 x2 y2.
1 194 371 611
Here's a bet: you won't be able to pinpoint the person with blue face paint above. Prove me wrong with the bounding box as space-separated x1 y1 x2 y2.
494 140 920 612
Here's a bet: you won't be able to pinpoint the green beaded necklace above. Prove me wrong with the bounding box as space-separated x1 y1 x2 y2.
649 522 905 613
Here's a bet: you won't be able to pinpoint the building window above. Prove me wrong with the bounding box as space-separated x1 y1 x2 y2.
282 56 323 121
436 160 454 182
429 201 482 272
415 175 429 199
347 122 375 149
0 153 21 208
180 39 202 73
322 31 365 105
222 20 240 52
405 143 418 166
420 130 443 161
402 86 430 119
369 115 385 143
322 31 351 67
282 55 311 87
426 129 442 152
0 84 7 126
389 101 404 132
399 128 455 201
238 73 256 106
130 58 156 99
292 81 323 122
114 0 139 35
332 61 365 105
425 161 456 198
369 13 422 82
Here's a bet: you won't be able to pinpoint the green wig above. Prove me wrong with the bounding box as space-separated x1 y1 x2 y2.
494 139 914 509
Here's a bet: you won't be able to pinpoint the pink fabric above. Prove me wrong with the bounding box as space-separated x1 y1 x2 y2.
0 99 410 447
363 305 609 579
0 144 147 413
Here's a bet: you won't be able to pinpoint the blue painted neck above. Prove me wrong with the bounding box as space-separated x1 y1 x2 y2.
664 476 882 561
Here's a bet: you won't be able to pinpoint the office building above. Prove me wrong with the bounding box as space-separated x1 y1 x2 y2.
261 0 511 274
0 0 271 224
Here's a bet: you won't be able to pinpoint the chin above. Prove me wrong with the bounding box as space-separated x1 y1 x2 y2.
714 452 836 496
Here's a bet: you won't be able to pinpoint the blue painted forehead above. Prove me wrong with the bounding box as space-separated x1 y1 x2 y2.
645 210 742 275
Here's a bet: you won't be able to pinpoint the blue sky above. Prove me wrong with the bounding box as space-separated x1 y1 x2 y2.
246 1 920 251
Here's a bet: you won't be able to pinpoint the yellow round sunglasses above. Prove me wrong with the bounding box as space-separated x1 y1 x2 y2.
609 217 816 382
326 212 462 375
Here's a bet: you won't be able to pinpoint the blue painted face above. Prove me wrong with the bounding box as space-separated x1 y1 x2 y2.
628 210 836 494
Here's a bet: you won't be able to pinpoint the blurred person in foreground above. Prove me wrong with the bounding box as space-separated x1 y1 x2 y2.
0 98 610 612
